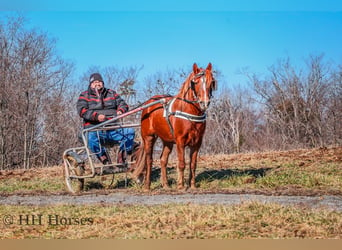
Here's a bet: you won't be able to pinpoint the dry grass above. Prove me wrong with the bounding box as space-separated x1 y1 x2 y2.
0 146 341 195
0 202 341 239
0 147 341 239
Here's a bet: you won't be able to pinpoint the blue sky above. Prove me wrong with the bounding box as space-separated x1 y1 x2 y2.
1 1 342 89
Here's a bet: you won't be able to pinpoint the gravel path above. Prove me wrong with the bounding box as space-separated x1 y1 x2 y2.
0 193 341 211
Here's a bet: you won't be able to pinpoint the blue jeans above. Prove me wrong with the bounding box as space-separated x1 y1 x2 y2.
87 128 135 158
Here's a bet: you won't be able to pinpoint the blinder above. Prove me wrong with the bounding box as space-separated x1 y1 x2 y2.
190 71 205 91
190 80 196 91
209 80 216 98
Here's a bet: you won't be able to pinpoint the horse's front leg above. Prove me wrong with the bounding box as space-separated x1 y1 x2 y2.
189 147 199 189
160 142 173 189
176 143 186 190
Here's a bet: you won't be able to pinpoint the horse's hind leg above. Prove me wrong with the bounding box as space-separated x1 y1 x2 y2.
144 135 157 190
160 142 173 189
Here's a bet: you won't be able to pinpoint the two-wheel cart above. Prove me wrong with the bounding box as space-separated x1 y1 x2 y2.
62 99 165 193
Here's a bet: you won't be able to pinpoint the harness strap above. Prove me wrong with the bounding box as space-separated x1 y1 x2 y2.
174 110 206 122
163 98 176 137
163 98 207 137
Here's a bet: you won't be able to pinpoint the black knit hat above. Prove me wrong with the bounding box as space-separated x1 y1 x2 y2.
89 73 104 84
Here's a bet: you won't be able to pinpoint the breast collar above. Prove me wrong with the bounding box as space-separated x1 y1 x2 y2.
163 97 206 122
162 97 206 137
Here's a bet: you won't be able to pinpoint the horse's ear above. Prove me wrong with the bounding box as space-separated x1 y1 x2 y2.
193 63 199 74
206 62 212 71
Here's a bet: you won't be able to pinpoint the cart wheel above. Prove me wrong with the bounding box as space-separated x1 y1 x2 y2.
64 155 85 193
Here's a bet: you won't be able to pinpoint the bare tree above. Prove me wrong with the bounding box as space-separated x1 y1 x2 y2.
250 55 335 149
204 85 257 154
325 64 342 145
0 15 74 169
140 68 184 99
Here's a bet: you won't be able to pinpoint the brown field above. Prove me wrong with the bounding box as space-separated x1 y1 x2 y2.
0 146 341 195
0 146 341 239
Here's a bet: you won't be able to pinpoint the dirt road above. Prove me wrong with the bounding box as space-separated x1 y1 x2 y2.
1 193 341 211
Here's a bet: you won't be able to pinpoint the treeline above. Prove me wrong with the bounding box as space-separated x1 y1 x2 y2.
204 56 342 153
0 16 78 169
0 16 341 170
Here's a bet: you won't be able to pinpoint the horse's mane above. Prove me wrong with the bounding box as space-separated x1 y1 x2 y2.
177 71 196 98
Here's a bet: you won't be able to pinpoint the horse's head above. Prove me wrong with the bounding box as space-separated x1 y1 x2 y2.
190 63 217 111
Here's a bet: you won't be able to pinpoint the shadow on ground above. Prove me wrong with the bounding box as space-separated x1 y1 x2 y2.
195 167 272 183
84 167 272 191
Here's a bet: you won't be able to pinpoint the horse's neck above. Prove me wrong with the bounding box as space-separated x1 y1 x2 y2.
174 94 202 114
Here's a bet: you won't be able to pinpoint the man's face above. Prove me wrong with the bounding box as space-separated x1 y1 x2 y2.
90 80 103 90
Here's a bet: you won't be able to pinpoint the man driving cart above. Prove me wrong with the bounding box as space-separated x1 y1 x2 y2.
76 73 136 165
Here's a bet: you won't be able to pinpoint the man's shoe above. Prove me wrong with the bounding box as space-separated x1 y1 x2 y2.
102 159 109 165
99 155 110 165
126 142 140 155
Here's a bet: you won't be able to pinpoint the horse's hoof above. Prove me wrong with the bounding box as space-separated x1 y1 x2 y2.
162 185 171 190
136 174 144 185
177 186 187 192
143 183 151 191
130 173 144 185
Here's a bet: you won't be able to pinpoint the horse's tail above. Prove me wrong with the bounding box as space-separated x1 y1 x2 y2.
130 142 146 184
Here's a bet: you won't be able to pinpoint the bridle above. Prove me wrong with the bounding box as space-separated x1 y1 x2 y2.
189 71 206 103
188 70 215 105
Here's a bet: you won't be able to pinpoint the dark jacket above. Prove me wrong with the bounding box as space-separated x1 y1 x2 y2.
76 86 129 128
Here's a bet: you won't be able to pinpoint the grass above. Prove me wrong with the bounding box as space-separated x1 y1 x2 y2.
0 202 341 239
0 177 64 193
0 147 341 239
0 147 341 195
254 163 342 188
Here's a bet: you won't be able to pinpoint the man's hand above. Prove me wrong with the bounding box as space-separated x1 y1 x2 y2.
117 111 123 115
98 114 106 122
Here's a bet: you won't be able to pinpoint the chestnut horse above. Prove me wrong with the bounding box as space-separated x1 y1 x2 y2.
132 63 216 190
